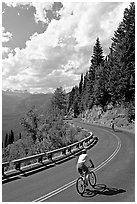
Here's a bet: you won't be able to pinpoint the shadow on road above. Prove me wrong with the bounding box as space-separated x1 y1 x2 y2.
2 176 21 184
82 184 126 198
112 130 123 133
2 153 77 183
2 163 56 184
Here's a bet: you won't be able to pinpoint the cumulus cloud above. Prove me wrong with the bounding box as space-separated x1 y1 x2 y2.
2 2 130 93
4 2 55 24
32 2 54 23
2 47 10 58
2 27 12 43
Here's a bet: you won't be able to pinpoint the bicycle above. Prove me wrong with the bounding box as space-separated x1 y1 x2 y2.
76 166 96 195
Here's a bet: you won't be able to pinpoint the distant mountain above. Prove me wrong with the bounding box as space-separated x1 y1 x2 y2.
2 90 53 115
2 90 53 140
15 93 53 114
2 90 31 115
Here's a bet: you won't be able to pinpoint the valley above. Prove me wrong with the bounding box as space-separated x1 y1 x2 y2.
2 90 53 141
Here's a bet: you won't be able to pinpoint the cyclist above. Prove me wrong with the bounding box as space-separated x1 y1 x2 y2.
76 148 94 185
111 118 115 131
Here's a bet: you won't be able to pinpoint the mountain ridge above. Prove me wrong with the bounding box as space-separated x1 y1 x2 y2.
2 91 53 140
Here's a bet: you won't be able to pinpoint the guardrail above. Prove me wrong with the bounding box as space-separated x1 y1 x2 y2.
2 131 98 179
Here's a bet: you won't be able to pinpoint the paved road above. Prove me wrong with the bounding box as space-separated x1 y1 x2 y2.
2 121 135 202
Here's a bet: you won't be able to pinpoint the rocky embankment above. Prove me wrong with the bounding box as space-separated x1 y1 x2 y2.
80 105 135 133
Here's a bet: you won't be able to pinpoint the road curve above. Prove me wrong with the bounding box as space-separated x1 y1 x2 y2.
2 121 135 202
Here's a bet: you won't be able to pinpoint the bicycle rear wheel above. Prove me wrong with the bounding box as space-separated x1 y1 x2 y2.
88 171 96 187
76 177 85 195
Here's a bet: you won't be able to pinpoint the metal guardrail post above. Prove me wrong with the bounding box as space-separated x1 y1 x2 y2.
2 131 96 176
38 156 43 163
2 166 5 176
68 147 71 153
76 143 79 149
94 137 98 144
15 162 21 170
47 153 53 161
80 141 83 147
62 149 66 155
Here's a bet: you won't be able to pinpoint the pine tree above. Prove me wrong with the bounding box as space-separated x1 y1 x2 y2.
81 72 89 110
8 132 12 144
93 63 110 109
87 38 104 108
78 74 83 95
106 48 120 104
51 87 67 113
67 85 82 115
4 133 9 147
73 100 80 118
111 2 135 103
10 130 14 144
20 107 40 142
67 87 76 112
91 37 104 66
78 74 84 112
72 86 81 116
86 66 95 108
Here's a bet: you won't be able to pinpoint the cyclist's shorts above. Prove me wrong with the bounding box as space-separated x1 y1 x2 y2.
77 163 88 175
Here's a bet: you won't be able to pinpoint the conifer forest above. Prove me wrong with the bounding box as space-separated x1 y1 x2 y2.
2 3 135 165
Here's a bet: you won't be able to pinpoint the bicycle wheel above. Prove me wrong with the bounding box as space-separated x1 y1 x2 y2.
76 177 85 195
88 171 96 187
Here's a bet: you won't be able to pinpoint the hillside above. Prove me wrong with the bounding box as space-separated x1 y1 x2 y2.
2 90 53 115
80 105 135 132
2 90 53 140
2 90 31 115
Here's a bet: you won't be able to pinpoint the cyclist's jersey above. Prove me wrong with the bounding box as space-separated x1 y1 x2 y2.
77 153 89 166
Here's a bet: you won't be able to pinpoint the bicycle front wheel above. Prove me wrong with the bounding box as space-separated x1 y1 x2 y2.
88 171 96 187
76 177 85 195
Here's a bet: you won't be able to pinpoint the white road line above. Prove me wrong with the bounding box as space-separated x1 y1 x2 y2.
94 129 121 172
33 130 121 202
34 181 77 202
33 180 76 202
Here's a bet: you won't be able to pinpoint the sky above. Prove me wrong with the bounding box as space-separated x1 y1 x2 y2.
2 1 130 93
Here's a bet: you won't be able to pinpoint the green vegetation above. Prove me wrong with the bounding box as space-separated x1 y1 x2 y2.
2 91 53 140
2 87 89 163
3 130 15 148
2 3 135 163
68 3 135 122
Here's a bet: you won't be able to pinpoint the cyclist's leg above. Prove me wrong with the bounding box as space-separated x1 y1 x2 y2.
82 164 89 185
77 163 83 176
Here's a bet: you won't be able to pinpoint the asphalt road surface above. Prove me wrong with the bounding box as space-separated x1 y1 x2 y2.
2 121 135 202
